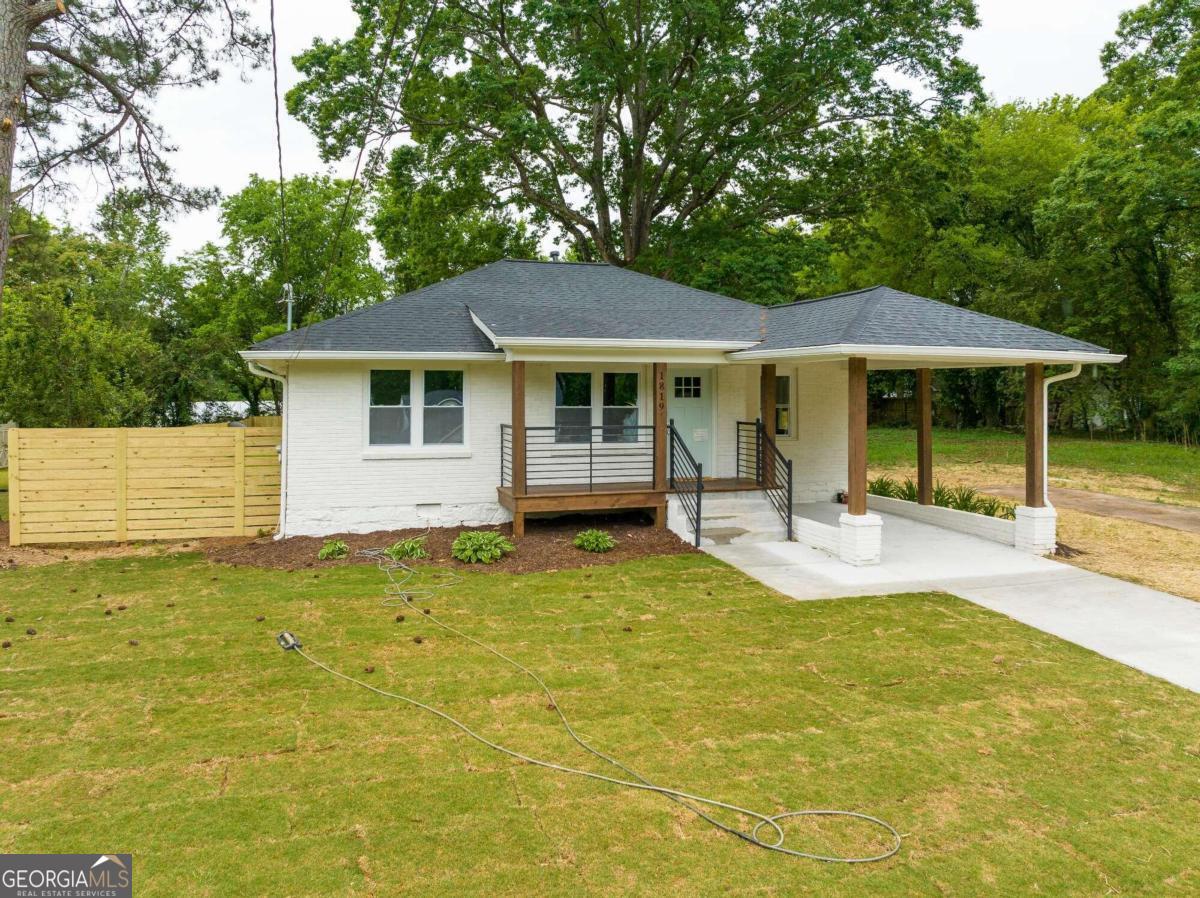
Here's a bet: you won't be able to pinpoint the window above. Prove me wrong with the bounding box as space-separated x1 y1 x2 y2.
674 376 701 398
775 374 791 437
368 369 466 449
555 372 591 443
602 372 639 442
369 370 411 445
424 370 464 444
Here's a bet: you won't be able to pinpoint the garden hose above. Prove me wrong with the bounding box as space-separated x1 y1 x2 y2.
276 548 902 863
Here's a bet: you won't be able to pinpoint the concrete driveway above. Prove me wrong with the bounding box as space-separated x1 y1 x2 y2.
707 504 1200 693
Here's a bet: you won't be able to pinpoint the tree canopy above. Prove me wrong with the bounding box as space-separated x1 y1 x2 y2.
290 0 981 266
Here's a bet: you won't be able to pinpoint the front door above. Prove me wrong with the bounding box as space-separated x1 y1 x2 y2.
667 367 714 473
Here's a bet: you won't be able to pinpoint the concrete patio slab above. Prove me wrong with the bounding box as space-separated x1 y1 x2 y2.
707 505 1200 693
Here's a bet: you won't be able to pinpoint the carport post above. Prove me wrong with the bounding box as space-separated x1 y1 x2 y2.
1025 363 1046 508
847 357 868 515
916 368 933 505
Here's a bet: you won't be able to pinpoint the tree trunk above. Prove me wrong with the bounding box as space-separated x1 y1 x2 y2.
0 2 29 312
0 1 63 313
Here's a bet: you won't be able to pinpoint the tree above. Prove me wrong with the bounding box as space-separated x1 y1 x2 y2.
374 146 541 292
0 0 267 306
180 174 387 415
290 0 980 267
1036 0 1200 438
0 206 165 426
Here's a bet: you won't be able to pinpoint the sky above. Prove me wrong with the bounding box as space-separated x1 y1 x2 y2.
48 0 1136 257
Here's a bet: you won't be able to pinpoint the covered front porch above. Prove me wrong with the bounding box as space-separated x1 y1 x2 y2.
496 360 769 537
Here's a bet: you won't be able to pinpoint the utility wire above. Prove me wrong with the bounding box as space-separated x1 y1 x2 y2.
268 0 290 290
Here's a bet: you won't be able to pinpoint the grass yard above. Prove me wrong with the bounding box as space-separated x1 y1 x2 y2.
2 553 1199 895
868 426 1200 504
868 427 1200 600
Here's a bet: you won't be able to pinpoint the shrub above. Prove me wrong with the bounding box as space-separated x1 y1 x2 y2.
867 476 1015 520
384 536 429 562
451 530 515 564
317 539 349 561
867 475 900 498
573 528 616 553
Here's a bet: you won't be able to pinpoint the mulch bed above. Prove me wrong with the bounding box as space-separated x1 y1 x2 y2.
203 511 698 574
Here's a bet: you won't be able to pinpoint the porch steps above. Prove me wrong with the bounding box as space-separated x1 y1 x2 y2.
668 490 789 547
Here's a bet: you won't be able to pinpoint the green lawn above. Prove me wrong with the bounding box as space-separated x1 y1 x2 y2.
2 553 1199 895
869 426 1200 492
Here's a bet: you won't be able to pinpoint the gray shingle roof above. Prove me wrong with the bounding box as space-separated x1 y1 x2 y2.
742 286 1108 354
246 273 502 354
248 259 762 353
247 264 1112 359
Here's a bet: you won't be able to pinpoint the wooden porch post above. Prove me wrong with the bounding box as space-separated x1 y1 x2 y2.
760 363 776 485
652 362 668 527
847 357 868 515
916 368 933 505
511 361 527 537
1025 362 1046 508
653 362 667 491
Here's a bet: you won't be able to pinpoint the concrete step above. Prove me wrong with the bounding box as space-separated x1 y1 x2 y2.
698 525 785 546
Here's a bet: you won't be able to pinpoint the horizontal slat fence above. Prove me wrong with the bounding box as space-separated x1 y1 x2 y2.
7 423 281 545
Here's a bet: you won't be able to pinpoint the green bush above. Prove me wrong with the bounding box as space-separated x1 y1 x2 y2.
573 528 616 553
384 536 429 562
866 478 1016 520
317 539 349 561
451 531 515 564
867 474 900 498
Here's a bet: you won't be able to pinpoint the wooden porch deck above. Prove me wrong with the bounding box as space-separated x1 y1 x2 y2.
496 478 760 536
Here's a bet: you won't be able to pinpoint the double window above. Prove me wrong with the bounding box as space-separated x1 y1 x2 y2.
554 371 640 442
369 369 465 447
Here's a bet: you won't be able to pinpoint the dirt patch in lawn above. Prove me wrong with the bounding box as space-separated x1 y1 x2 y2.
203 511 697 574
1055 510 1200 601
0 519 200 569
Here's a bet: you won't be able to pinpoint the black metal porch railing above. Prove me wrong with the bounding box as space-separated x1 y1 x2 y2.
499 424 655 490
669 419 703 547
736 419 793 540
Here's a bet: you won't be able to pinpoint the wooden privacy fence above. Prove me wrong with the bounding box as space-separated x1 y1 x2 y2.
6 423 281 545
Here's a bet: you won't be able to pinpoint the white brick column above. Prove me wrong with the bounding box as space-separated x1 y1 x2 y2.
1014 505 1057 554
839 512 882 566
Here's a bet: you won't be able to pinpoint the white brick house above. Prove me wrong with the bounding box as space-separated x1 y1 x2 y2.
242 260 1122 565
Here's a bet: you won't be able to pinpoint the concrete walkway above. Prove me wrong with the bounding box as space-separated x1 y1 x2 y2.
707 506 1200 693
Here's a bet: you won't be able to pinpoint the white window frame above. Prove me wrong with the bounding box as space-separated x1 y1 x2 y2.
775 372 793 439
362 366 471 458
553 371 593 444
550 366 645 446
601 371 640 442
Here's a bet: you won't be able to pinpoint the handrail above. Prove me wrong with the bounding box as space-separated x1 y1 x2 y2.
736 419 793 540
669 419 703 547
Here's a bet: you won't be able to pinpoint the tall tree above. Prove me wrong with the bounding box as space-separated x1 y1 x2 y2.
375 146 541 292
0 0 267 307
180 174 387 415
290 0 980 267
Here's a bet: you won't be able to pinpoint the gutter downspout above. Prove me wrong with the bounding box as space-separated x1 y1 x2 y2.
247 361 289 539
1042 364 1083 509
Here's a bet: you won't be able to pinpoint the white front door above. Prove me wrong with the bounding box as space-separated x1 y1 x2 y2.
667 367 714 473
